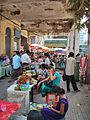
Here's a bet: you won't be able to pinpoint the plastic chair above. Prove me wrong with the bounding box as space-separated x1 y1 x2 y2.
46 93 58 104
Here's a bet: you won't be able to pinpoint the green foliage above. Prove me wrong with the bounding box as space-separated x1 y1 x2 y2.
68 0 90 30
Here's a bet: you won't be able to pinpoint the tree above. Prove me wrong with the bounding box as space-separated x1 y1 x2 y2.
68 0 90 30
68 0 90 85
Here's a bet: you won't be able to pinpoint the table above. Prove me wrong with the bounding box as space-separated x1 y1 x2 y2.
7 79 37 114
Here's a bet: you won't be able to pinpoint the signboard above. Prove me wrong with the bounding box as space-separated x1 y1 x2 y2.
44 39 67 48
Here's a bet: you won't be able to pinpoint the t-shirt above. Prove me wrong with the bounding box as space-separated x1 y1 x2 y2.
45 72 60 87
12 55 21 69
45 57 50 66
65 57 76 75
55 98 68 116
53 72 60 86
21 53 31 64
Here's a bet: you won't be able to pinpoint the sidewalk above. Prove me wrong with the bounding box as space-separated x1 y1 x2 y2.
0 77 90 120
33 80 90 120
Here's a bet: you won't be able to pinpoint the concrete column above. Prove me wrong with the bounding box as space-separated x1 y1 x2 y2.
74 29 80 55
68 28 74 53
69 26 80 56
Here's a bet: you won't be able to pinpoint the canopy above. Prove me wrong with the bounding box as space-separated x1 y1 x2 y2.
30 44 50 51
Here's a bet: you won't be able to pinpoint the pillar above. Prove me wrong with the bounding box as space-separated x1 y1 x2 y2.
74 29 80 55
68 27 74 53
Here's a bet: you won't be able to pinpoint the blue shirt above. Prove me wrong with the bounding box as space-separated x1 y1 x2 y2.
12 55 21 69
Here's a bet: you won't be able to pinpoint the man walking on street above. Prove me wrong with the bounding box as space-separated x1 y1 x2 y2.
65 52 80 92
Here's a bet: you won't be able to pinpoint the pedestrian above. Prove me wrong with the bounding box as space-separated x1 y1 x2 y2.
44 53 51 66
65 52 80 92
41 86 68 120
37 66 60 97
8 51 23 82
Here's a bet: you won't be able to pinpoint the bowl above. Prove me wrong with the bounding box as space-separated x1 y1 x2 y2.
36 104 43 110
20 84 29 91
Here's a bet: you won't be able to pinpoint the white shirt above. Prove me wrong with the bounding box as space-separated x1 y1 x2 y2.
65 57 76 75
21 53 31 64
45 57 50 66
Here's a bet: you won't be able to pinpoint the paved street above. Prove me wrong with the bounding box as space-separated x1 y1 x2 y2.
0 77 90 120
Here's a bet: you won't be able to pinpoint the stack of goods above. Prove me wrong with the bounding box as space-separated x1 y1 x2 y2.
15 74 33 91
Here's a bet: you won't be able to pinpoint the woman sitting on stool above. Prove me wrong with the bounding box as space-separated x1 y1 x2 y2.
37 66 60 97
41 86 68 120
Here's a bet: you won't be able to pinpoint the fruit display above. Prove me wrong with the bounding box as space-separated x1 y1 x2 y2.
15 74 33 91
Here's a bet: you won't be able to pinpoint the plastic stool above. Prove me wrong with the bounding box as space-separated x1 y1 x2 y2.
46 93 58 104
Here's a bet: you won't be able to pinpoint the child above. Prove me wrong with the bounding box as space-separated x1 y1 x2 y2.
41 86 68 120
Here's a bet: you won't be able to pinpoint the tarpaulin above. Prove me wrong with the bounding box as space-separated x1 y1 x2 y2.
0 100 21 120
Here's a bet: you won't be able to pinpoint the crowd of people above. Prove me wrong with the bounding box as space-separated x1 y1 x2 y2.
1 49 89 120
8 50 65 81
6 50 67 119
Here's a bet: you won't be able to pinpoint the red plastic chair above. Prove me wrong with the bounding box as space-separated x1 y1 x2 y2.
46 93 58 104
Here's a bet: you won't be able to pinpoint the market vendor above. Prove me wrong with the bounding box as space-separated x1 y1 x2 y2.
37 66 60 97
0 54 11 77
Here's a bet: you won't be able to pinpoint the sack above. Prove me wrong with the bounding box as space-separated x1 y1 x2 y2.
62 72 67 81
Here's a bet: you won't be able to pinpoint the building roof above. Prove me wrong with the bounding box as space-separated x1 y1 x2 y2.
0 0 74 34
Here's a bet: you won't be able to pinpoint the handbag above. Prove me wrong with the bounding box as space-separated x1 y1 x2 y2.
62 71 67 81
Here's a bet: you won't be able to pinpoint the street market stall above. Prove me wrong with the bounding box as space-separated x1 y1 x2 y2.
7 74 37 114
